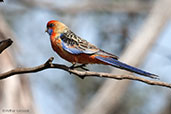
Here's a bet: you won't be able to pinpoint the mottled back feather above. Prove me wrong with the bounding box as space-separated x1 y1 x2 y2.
60 29 118 59
60 29 99 54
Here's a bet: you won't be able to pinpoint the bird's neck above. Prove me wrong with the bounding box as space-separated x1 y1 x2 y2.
50 27 68 41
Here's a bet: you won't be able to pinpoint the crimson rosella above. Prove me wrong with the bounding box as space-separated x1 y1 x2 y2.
45 20 158 79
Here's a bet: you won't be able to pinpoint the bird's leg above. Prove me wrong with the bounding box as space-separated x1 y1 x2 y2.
75 64 88 79
74 64 89 71
70 63 76 69
69 64 87 79
69 64 89 71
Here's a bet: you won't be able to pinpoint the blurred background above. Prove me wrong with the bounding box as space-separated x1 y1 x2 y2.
0 0 171 114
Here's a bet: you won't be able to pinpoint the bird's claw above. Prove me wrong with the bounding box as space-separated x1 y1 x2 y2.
69 64 89 71
69 64 76 69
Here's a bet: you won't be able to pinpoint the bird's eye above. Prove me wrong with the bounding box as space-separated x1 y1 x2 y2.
48 23 54 27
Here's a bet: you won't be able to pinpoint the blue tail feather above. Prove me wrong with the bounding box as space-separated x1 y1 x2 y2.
95 56 158 79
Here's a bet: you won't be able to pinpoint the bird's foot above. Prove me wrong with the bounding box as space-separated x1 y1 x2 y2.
69 64 89 71
75 64 89 71
69 64 76 69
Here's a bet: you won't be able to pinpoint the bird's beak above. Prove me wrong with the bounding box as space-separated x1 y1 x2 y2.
45 28 48 33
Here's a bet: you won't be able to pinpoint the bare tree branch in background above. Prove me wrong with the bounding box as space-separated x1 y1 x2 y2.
0 14 37 114
80 0 171 114
17 0 152 14
0 39 13 54
0 57 171 89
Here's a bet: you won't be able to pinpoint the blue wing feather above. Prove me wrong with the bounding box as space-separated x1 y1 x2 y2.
61 41 83 54
61 41 98 55
60 31 99 55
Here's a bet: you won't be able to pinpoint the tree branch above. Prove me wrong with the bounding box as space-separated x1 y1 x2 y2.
0 57 170 89
0 39 13 54
17 0 152 14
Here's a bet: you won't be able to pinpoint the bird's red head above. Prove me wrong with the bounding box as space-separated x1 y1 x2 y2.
46 20 67 36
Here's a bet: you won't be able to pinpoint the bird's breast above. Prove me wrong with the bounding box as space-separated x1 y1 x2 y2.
50 38 76 63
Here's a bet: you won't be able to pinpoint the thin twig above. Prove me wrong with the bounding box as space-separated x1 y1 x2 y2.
0 39 13 54
0 57 170 89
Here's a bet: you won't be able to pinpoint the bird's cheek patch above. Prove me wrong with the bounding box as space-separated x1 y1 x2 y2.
47 28 53 35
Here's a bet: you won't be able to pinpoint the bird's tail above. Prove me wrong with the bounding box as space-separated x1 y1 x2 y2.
95 56 159 79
